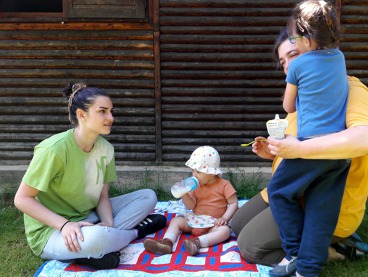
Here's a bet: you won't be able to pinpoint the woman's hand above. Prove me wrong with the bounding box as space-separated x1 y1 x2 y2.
14 182 95 253
267 135 301 159
61 221 94 253
252 136 275 160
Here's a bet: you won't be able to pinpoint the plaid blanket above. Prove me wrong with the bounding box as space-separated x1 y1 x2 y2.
34 200 272 277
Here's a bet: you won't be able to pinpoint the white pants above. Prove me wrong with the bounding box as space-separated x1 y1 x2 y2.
40 189 157 261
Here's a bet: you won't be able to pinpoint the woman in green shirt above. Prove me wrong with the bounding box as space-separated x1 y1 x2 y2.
14 83 166 269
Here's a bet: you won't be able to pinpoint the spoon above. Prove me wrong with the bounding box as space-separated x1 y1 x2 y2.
240 139 267 147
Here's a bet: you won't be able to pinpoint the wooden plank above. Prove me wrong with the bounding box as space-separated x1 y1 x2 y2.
0 49 153 60
159 0 300 8
0 30 153 40
160 52 277 62
160 26 286 35
160 16 288 26
0 69 154 79
64 0 146 18
153 0 162 163
0 22 152 30
0 78 155 89
0 59 154 70
160 7 292 17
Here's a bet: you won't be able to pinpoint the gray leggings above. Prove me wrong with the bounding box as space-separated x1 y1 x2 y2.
231 193 343 266
40 189 157 261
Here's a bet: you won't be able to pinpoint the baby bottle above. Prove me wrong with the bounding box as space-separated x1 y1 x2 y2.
171 176 199 198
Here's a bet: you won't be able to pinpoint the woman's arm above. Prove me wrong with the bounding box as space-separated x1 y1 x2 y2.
267 125 368 159
14 182 69 231
14 182 93 253
283 83 297 113
95 184 114 227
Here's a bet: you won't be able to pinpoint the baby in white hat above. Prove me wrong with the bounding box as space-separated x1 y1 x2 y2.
144 146 238 256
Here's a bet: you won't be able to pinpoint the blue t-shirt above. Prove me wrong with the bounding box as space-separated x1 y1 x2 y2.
286 48 348 138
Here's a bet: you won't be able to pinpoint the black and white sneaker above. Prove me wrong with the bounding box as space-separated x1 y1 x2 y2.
74 251 120 270
135 214 167 240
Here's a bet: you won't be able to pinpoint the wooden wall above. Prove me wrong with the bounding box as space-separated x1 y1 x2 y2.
340 0 368 85
0 22 156 165
159 0 293 166
0 0 367 167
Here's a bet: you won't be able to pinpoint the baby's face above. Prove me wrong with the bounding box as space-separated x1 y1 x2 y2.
192 170 217 185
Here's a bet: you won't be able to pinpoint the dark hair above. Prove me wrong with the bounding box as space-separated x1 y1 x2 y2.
272 28 289 69
288 0 340 49
63 82 109 126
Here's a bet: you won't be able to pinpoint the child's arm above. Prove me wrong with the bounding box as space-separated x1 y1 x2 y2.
283 83 298 113
215 194 238 227
181 193 196 210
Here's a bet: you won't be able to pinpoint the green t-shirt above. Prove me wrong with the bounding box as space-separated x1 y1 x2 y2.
22 129 117 256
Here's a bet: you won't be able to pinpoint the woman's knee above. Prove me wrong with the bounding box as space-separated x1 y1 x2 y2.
237 232 259 263
141 188 157 207
231 193 268 236
80 226 114 257
237 227 284 266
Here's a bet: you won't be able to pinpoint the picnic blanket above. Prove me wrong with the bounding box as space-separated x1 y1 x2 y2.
34 200 272 277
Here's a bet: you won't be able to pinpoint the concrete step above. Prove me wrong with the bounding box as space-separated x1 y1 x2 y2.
0 165 271 197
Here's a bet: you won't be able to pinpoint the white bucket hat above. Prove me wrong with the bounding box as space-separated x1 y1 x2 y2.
185 146 222 175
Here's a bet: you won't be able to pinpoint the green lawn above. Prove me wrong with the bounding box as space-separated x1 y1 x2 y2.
1 173 367 276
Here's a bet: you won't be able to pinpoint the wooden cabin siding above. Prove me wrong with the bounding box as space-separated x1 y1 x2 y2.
0 0 367 167
158 0 368 167
159 0 298 166
0 22 156 165
340 0 368 85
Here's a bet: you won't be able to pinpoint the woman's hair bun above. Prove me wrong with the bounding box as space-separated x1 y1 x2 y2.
63 82 74 98
63 82 86 98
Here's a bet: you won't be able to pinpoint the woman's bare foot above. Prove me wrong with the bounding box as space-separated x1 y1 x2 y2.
328 246 345 262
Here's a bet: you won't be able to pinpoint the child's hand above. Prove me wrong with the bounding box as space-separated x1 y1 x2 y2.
215 217 228 227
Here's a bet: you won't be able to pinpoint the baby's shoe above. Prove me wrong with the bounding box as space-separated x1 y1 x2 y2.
183 238 201 256
144 238 173 255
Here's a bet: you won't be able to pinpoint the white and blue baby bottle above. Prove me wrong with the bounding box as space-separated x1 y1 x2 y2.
171 176 199 198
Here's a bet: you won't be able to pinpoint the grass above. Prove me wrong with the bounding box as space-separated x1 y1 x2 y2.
226 168 264 199
1 169 367 276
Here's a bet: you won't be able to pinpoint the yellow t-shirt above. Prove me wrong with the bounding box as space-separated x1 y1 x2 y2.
261 76 368 238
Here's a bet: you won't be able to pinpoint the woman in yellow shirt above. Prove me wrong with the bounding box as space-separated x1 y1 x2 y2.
232 28 368 266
